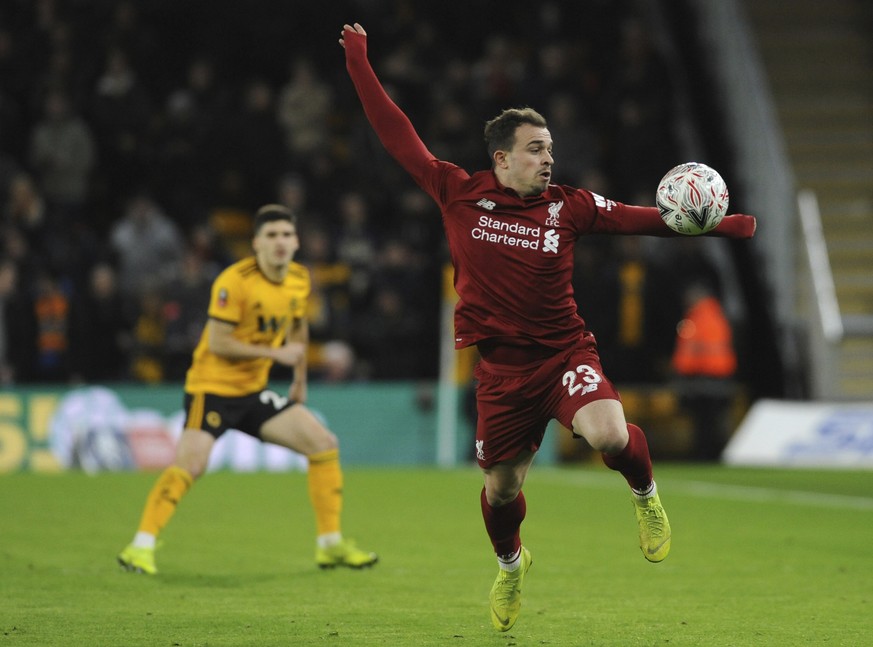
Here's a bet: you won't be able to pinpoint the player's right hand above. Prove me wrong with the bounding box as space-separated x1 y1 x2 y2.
339 22 367 48
272 342 306 367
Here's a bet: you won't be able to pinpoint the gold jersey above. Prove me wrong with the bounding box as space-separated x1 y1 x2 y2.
184 257 310 397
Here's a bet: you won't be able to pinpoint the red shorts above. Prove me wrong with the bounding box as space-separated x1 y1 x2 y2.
472 334 620 468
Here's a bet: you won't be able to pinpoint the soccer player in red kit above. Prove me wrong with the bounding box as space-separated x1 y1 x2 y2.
340 23 756 632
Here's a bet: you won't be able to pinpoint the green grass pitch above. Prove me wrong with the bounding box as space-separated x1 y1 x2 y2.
2 464 871 646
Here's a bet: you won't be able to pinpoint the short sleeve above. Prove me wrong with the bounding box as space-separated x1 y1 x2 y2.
207 268 243 324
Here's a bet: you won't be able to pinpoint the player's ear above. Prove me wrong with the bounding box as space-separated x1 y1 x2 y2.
493 150 509 169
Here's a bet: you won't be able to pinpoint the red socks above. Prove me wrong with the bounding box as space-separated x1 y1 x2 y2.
480 423 652 559
601 423 654 491
480 487 526 559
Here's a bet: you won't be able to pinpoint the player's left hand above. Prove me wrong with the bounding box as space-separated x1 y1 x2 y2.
714 213 757 239
289 379 307 405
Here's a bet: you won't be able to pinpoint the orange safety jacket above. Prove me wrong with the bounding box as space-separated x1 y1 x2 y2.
671 296 736 378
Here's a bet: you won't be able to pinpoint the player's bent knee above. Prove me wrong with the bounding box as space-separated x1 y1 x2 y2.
486 487 521 507
584 424 629 455
312 429 339 453
483 472 524 506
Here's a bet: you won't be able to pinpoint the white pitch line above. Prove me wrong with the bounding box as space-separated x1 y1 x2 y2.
675 479 873 511
533 469 873 511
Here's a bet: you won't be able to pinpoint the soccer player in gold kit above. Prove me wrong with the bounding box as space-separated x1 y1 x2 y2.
118 204 377 574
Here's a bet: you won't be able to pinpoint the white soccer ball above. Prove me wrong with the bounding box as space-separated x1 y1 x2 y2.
656 162 729 235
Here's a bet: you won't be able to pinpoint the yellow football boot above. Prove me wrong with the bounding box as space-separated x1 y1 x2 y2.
633 488 672 562
117 544 157 575
489 547 532 632
316 538 378 569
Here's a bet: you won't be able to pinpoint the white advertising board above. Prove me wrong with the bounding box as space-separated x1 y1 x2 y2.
723 399 873 468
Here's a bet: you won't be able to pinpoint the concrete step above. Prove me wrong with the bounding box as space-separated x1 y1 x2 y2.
758 30 870 51
840 357 873 374
747 1 865 27
778 95 873 115
828 246 873 270
793 159 873 179
787 139 873 161
769 77 873 96
827 234 873 249
744 0 873 401
834 266 873 284
837 378 873 399
836 298 873 318
801 176 873 194
835 289 873 315
745 0 870 49
764 59 872 80
786 128 873 149
805 193 873 216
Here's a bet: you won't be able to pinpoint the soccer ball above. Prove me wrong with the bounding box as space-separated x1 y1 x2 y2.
656 162 729 235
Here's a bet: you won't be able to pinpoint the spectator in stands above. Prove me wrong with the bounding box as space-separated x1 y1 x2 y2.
277 57 333 163
543 93 599 185
4 173 48 255
0 257 36 384
334 190 378 310
427 98 483 172
351 284 428 379
27 88 95 222
108 193 184 309
298 223 352 352
0 29 28 136
0 1 692 386
4 170 98 287
600 18 679 203
128 285 165 384
161 249 212 381
150 90 212 225
228 78 287 207
469 34 526 116
90 46 152 203
313 339 358 382
671 280 738 461
100 1 160 78
0 44 26 160
187 222 231 280
69 261 130 383
276 172 314 225
369 237 438 369
588 236 676 384
32 269 71 383
153 55 232 219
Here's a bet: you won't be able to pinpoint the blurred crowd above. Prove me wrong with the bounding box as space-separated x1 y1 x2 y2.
0 0 711 387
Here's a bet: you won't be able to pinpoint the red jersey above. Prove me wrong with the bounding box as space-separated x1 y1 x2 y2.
343 30 755 352
416 161 636 349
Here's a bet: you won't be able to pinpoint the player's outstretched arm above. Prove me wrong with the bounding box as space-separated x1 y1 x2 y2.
595 203 756 239
707 213 757 239
339 22 435 177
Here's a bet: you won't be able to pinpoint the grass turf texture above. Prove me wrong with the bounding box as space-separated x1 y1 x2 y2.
2 465 871 646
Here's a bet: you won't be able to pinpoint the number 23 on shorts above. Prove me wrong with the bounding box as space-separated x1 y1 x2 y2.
562 364 602 397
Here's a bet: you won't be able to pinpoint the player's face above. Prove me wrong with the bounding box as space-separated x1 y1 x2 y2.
253 220 299 268
503 124 553 196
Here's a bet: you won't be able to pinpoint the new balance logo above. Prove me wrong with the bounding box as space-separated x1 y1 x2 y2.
543 229 559 254
477 198 496 211
592 192 616 211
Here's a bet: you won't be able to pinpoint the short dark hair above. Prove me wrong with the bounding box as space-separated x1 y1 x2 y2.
483 107 548 158
253 204 296 234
